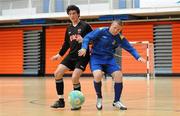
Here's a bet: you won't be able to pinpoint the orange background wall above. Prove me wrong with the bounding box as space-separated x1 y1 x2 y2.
122 23 154 73
0 27 42 74
0 29 23 74
172 23 180 73
0 21 180 75
45 23 154 75
45 26 67 74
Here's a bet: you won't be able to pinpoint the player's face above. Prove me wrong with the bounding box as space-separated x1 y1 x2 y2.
68 10 79 23
109 22 122 36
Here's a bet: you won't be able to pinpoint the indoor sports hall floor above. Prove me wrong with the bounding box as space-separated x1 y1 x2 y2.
0 76 180 116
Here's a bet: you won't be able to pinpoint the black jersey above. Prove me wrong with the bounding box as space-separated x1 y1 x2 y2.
59 20 92 58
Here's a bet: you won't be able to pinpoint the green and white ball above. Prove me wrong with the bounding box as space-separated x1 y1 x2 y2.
68 90 85 108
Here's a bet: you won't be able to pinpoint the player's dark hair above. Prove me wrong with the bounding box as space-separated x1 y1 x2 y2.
66 5 80 15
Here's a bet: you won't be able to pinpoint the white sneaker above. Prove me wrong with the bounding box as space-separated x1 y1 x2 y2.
96 98 102 110
113 101 127 110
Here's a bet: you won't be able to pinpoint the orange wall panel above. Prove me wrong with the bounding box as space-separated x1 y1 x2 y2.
122 45 148 73
45 23 154 75
122 24 154 42
45 26 67 74
0 30 23 74
122 23 153 74
172 24 180 73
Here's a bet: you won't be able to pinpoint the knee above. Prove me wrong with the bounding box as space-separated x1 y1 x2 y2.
54 70 63 80
94 76 102 82
113 75 123 82
93 72 103 82
72 75 79 83
71 76 76 81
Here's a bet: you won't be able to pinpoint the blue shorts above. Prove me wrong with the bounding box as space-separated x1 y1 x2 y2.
90 57 120 74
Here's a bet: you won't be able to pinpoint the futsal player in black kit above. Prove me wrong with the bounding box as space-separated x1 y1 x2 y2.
50 5 92 110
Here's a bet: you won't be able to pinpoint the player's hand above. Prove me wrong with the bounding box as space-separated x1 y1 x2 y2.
51 54 61 61
76 35 83 43
78 48 86 57
138 57 146 63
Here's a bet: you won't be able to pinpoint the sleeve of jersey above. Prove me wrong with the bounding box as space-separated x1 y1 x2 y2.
82 28 101 50
58 29 70 56
119 37 140 60
86 24 93 33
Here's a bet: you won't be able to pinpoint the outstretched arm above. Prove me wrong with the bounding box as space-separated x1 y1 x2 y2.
117 35 146 63
138 57 146 63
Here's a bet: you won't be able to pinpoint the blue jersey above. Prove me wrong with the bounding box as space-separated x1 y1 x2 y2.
82 27 140 64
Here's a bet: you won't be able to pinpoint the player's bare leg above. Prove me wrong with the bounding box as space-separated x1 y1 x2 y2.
51 64 69 108
72 68 83 91
71 68 83 110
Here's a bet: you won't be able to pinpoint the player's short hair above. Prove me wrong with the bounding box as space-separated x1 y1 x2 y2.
66 5 80 15
112 20 123 26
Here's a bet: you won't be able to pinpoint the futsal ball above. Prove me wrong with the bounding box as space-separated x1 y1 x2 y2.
68 90 85 108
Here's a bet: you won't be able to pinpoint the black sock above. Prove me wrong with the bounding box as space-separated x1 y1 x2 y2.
73 83 81 91
55 79 64 97
94 81 102 98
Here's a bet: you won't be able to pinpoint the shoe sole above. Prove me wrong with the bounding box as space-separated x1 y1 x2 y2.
50 105 65 109
96 105 102 110
71 107 81 111
112 104 127 110
50 106 65 109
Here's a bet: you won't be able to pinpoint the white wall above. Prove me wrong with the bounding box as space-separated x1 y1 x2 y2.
140 0 180 8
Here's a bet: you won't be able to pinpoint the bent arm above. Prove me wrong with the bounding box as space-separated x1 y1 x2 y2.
58 29 70 56
81 28 102 50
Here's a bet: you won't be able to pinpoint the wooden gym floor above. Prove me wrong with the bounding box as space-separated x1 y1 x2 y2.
0 76 180 116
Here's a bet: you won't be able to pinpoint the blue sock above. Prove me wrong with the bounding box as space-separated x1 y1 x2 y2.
94 81 102 98
114 82 123 102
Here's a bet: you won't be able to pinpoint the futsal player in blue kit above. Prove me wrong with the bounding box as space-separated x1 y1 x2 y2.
78 20 146 110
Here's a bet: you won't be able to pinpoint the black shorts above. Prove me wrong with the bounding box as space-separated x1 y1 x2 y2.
60 54 90 71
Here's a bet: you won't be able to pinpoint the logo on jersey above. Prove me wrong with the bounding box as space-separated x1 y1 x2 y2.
78 29 81 34
80 65 84 69
119 34 124 40
112 40 116 45
102 36 108 39
70 34 82 42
